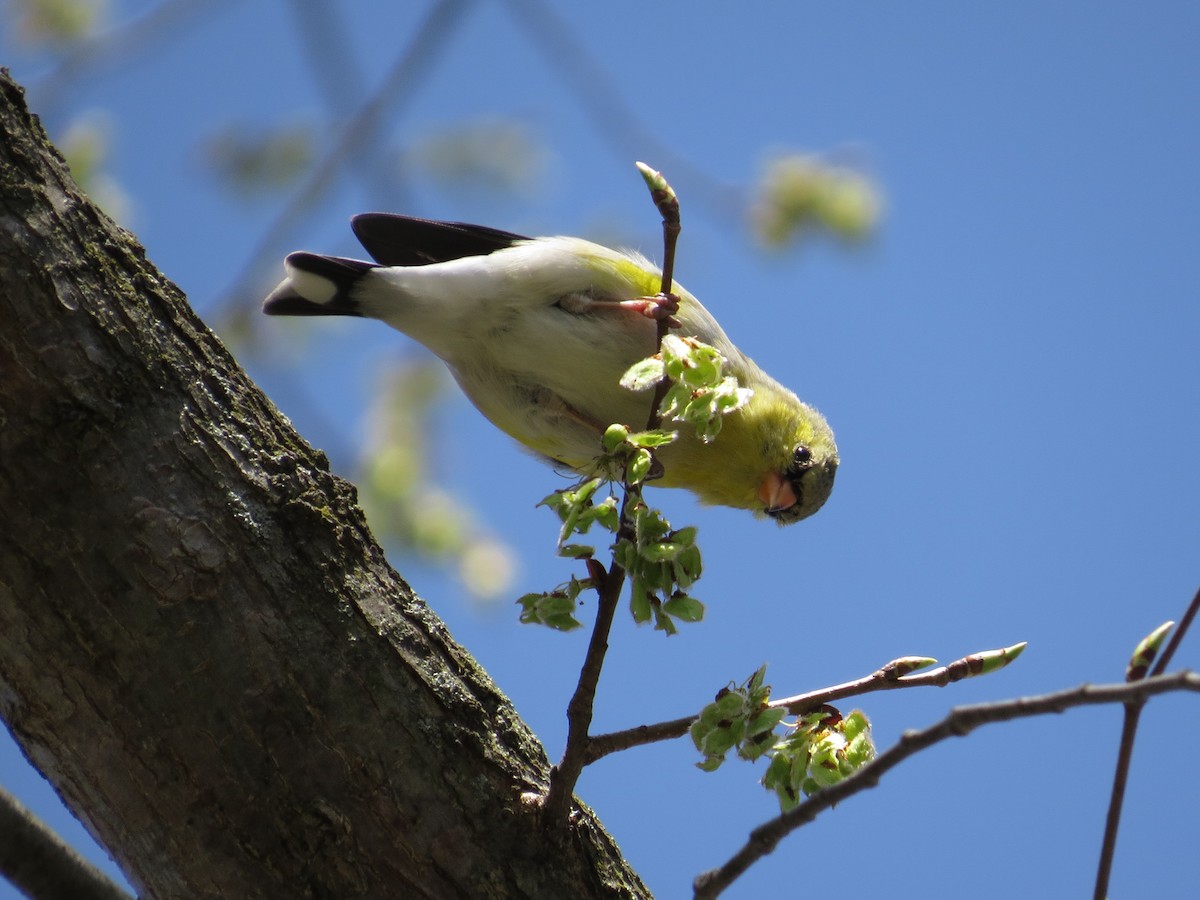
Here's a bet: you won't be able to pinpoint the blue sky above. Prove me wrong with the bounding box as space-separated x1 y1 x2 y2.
4 2 1199 897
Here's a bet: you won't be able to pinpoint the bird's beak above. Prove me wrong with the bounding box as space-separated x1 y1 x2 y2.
757 471 798 515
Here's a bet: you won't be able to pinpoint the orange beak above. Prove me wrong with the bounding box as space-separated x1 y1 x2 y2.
757 471 798 514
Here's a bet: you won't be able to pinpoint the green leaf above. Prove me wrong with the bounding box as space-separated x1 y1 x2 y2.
681 358 719 388
670 526 698 545
633 504 671 543
711 689 749 720
629 586 652 624
516 591 583 631
652 603 679 635
662 593 705 623
738 728 779 762
557 543 595 559
591 497 620 532
613 538 637 572
619 357 665 392
842 710 871 743
697 726 737 758
625 447 654 485
573 477 603 505
641 541 685 563
537 489 569 514
695 755 725 773
626 429 677 449
672 544 703 587
748 707 788 736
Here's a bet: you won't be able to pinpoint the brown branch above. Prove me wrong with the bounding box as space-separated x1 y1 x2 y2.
1093 583 1200 899
542 167 684 825
693 671 1200 900
585 650 1012 764
0 786 132 900
639 162 682 431
543 526 629 826
1093 705 1143 900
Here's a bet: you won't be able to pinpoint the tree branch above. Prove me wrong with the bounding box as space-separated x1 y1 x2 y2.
0 786 132 900
542 165 685 826
543 537 629 826
1093 584 1200 899
586 648 1016 764
693 671 1200 899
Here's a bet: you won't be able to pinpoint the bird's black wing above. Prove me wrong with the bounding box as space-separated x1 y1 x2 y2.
351 214 530 267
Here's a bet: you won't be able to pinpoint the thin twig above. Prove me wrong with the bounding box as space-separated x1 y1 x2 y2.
542 519 629 826
694 670 1200 900
1093 583 1200 899
639 163 682 431
586 650 1011 764
1093 706 1142 900
541 167 684 826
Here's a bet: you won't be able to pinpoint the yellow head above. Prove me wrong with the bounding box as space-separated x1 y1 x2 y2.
655 379 838 525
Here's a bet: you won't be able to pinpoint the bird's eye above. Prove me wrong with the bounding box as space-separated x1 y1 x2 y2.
791 445 813 470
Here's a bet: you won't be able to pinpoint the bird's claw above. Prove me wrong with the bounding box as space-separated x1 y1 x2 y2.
621 292 681 328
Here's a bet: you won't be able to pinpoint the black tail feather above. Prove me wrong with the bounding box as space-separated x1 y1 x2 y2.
351 213 528 267
262 253 375 317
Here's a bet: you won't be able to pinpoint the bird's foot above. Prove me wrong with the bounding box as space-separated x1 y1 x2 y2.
620 292 681 328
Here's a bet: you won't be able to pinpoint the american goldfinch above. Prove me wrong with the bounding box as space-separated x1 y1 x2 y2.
263 214 838 524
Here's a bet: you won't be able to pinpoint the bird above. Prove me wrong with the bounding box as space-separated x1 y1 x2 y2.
263 214 838 525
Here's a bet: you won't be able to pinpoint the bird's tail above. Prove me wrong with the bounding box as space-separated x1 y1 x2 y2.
262 253 376 317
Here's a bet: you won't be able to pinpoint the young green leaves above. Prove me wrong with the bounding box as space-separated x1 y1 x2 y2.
517 576 592 632
691 666 785 771
532 424 705 634
690 665 877 812
537 475 619 561
525 335 752 634
614 504 704 635
761 708 874 811
620 334 753 443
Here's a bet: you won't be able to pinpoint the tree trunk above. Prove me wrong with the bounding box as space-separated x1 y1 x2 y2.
0 68 648 900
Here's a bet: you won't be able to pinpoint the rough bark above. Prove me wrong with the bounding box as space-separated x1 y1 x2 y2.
0 69 649 900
